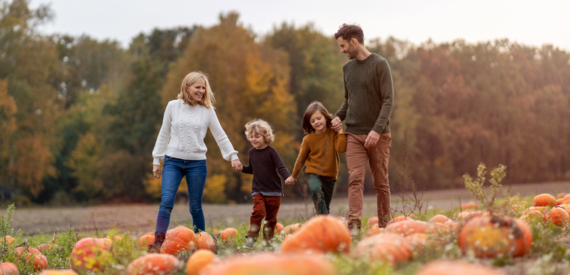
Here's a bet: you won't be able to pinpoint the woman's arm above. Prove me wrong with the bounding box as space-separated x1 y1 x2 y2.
152 102 173 165
208 108 239 162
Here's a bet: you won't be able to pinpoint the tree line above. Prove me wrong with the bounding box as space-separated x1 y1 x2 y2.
1 0 568 206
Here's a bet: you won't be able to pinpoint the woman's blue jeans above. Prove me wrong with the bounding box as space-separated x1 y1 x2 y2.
155 156 207 234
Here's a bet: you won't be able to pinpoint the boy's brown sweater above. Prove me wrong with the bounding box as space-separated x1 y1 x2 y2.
291 128 347 180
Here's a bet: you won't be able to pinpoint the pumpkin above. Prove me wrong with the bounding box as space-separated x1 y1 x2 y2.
543 207 570 226
365 224 384 236
281 215 351 254
455 210 483 220
557 198 563 205
0 262 19 275
220 228 240 241
521 210 543 223
457 215 530 258
281 223 301 235
557 193 566 198
161 226 198 254
203 253 337 275
139 232 155 247
460 202 479 209
69 238 112 272
428 215 450 224
15 247 48 272
425 222 452 235
415 260 504 275
186 249 217 275
352 232 412 264
521 206 547 215
406 233 428 250
367 217 379 226
275 223 284 234
36 243 55 253
512 219 532 257
126 254 180 275
2 236 15 245
386 220 428 237
389 215 413 224
38 270 78 275
444 221 459 233
196 232 216 252
533 194 557 207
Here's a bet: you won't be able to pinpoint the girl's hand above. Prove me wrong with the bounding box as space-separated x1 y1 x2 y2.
153 164 161 179
285 176 297 185
232 159 243 171
332 117 343 132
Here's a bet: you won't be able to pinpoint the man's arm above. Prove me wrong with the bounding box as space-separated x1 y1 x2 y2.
372 59 394 135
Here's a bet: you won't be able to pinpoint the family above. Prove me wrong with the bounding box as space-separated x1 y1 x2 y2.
147 24 394 252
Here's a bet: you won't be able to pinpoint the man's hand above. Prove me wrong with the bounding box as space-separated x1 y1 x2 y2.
232 159 243 172
285 176 297 185
153 164 161 179
331 117 343 132
364 130 380 149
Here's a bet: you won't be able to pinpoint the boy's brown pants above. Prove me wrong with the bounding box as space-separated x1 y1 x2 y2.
346 132 392 228
247 194 281 241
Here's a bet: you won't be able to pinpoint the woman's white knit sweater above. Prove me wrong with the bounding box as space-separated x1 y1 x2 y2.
152 99 239 165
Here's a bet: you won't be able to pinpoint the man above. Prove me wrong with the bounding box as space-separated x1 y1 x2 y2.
331 24 394 235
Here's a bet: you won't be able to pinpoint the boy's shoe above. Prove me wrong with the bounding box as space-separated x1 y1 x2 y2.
147 232 166 253
243 236 257 249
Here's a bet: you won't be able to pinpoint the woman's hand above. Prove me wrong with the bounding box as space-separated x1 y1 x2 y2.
232 159 242 172
153 164 161 179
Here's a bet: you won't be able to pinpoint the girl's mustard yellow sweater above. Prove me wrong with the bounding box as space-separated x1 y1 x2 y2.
291 128 346 180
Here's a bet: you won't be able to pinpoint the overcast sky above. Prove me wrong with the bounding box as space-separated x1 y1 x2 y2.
31 0 570 50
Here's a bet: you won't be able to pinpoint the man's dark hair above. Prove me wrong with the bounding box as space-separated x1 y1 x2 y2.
334 24 364 44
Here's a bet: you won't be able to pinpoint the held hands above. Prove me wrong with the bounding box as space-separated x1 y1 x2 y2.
331 117 343 133
231 159 243 172
364 130 380 149
285 176 297 185
153 164 161 179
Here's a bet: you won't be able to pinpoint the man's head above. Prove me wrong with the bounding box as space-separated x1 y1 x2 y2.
334 24 364 59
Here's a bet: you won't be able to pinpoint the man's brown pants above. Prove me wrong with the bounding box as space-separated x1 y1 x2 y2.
346 132 391 228
247 194 281 241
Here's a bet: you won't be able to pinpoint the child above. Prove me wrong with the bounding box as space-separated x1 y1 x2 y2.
238 119 291 248
285 101 346 215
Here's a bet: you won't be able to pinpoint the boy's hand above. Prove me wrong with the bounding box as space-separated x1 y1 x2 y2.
232 159 243 172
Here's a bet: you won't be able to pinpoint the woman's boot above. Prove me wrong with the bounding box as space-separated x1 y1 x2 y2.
147 232 166 253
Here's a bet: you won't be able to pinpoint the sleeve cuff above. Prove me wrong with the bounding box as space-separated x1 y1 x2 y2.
230 153 239 162
153 158 161 166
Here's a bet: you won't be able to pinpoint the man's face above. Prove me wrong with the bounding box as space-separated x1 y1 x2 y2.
336 37 358 59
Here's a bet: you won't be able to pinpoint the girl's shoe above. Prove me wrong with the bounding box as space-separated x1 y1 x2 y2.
148 232 166 253
243 236 257 249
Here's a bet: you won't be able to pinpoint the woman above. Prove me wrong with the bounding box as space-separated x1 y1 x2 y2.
148 71 242 252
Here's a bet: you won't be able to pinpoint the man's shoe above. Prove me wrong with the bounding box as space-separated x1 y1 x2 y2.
147 232 166 253
348 223 361 238
243 236 257 249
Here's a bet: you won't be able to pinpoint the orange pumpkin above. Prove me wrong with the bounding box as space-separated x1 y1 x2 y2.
36 243 55 253
367 217 379 226
415 260 504 275
460 202 479 209
126 254 180 275
386 220 428 237
458 216 530 258
161 226 198 254
352 232 412 264
428 215 450 224
15 247 48 272
533 194 557 207
196 232 216 252
69 238 112 272
0 262 19 275
512 219 532 257
557 193 566 199
406 233 428 250
455 210 483 220
444 221 459 233
544 207 570 226
275 223 284 234
365 224 384 236
281 223 301 235
389 215 413 224
2 236 15 245
186 250 217 275
521 210 543 223
203 253 337 275
220 228 240 241
521 206 547 215
139 232 155 247
38 270 78 275
425 222 451 235
281 215 351 254
557 198 563 205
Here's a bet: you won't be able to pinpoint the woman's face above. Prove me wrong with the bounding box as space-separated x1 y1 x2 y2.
186 79 206 102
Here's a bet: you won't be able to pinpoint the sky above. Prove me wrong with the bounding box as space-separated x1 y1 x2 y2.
31 0 570 50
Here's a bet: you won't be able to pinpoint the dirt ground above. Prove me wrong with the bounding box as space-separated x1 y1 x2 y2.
3 181 570 236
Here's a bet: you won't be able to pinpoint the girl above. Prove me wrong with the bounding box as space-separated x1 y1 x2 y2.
285 101 346 215
239 119 291 248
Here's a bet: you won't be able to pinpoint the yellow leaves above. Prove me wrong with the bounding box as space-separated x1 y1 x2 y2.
203 174 227 204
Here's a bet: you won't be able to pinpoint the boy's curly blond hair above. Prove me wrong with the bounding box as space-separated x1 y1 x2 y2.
245 119 275 145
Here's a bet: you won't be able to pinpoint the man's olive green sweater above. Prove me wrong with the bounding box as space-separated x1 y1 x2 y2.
335 53 394 135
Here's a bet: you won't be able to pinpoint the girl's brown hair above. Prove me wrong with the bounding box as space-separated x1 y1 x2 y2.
302 101 333 134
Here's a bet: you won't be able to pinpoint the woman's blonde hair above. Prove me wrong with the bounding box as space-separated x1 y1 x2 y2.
177 71 215 108
245 119 275 145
